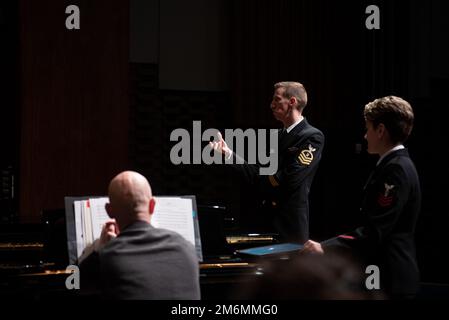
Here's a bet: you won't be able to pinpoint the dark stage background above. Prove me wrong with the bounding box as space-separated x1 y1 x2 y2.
1 0 448 285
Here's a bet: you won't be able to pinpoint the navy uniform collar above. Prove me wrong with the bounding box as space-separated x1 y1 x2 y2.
377 148 410 169
287 117 309 136
279 118 309 151
363 149 410 191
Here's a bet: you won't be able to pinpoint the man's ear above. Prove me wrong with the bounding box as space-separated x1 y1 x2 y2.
377 123 386 138
289 97 297 107
149 198 156 214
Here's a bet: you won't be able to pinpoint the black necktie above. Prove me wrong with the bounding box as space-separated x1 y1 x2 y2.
279 128 287 141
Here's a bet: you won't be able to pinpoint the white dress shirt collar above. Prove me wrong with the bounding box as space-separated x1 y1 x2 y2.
286 116 304 133
377 145 405 166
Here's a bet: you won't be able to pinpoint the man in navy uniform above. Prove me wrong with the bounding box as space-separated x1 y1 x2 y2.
303 96 421 299
211 82 324 243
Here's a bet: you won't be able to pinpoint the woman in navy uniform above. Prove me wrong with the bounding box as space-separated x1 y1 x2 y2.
303 96 421 299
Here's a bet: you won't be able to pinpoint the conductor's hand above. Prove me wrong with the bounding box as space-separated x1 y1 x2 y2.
302 240 324 255
209 131 232 158
95 219 119 251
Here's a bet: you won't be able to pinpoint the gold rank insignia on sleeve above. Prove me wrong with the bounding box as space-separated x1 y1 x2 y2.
298 144 316 166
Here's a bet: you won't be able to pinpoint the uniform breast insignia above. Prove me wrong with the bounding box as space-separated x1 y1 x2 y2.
298 145 316 166
378 183 395 207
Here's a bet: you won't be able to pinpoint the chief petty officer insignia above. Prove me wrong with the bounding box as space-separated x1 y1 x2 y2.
297 145 316 166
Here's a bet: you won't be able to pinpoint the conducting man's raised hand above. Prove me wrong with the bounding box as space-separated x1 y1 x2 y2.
209 131 232 158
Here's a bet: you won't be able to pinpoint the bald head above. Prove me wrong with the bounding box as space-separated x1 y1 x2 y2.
106 171 155 227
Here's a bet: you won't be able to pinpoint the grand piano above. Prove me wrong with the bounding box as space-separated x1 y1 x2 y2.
0 206 279 300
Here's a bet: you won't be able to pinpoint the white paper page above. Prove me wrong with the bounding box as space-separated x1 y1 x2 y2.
152 197 195 246
83 200 94 247
79 200 88 251
74 201 84 258
90 197 111 240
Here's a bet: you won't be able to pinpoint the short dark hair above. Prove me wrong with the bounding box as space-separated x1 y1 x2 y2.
364 96 414 144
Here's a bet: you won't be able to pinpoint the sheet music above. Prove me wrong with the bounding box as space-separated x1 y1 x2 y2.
90 197 111 239
152 197 195 246
74 201 84 258
71 196 197 260
83 200 94 247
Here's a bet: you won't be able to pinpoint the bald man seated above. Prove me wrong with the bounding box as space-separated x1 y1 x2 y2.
79 171 201 300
